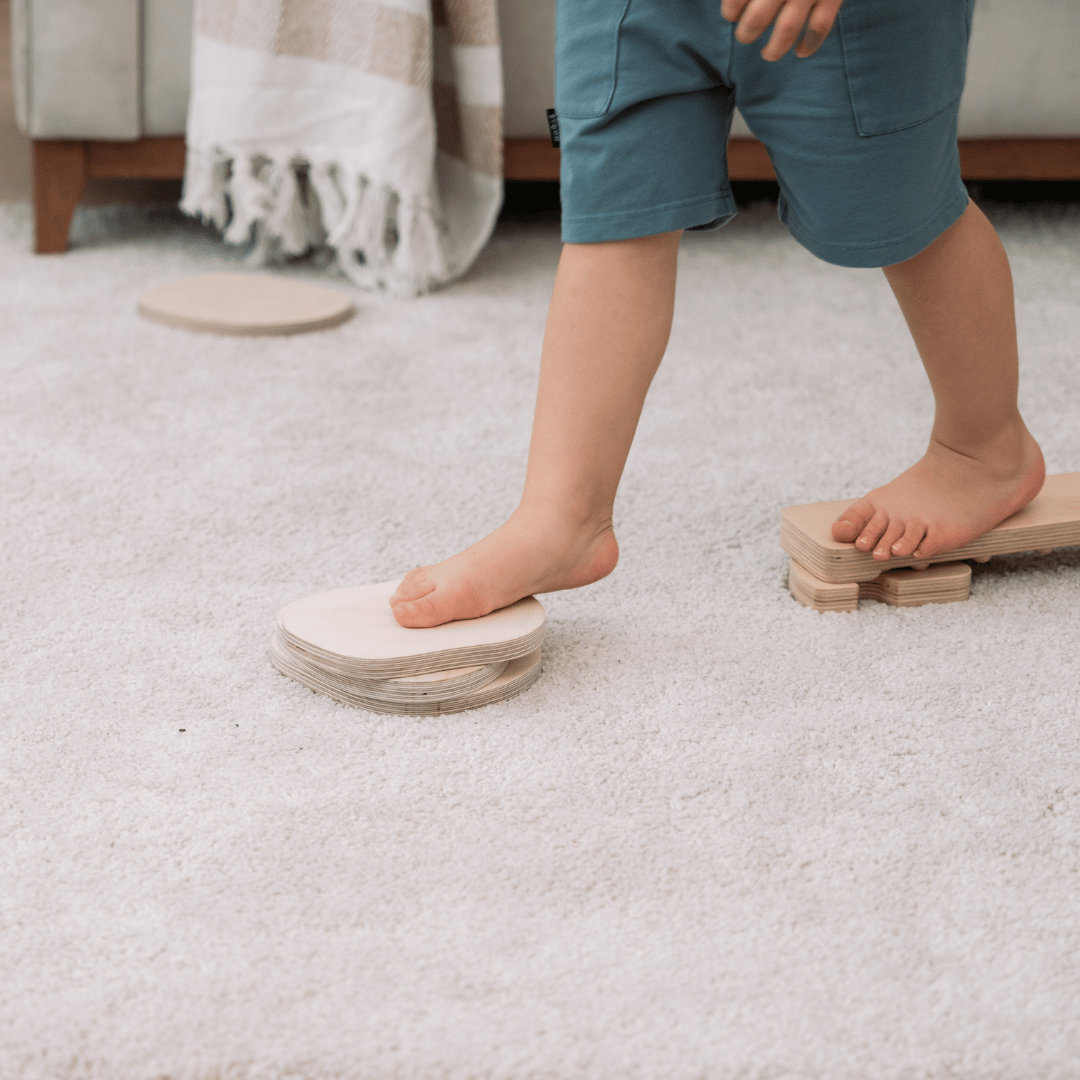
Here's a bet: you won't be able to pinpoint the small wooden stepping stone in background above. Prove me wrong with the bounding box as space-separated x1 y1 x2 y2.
273 580 545 714
781 471 1080 612
139 273 354 336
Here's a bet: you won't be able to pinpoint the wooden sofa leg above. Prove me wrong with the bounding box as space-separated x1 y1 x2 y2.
33 141 89 254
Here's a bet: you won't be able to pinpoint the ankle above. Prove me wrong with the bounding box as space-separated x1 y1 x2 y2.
929 411 1033 466
512 498 614 539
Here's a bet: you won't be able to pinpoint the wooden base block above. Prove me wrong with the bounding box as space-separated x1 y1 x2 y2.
273 636 510 703
788 559 859 612
860 561 972 607
273 631 542 715
139 273 355 336
789 559 972 613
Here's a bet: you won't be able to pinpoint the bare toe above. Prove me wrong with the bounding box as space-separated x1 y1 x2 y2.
390 569 436 605
873 519 907 561
832 498 874 543
391 592 444 629
890 521 927 559
389 570 444 628
855 509 889 553
912 525 942 560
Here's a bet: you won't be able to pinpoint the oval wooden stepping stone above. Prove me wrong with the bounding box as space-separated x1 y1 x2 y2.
273 580 546 713
139 273 354 336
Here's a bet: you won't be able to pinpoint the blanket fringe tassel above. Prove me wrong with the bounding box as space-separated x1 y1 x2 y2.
181 145 449 297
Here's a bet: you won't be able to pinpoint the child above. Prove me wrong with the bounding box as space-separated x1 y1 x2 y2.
390 0 1044 629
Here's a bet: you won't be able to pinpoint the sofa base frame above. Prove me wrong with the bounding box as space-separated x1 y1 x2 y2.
33 137 188 253
32 135 1080 254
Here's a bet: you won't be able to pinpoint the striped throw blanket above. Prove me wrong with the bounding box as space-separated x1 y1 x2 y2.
180 0 503 295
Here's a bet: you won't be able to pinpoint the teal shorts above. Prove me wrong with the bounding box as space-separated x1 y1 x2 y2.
556 0 975 267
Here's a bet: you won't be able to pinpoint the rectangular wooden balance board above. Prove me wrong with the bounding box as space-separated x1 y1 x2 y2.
782 471 1080 585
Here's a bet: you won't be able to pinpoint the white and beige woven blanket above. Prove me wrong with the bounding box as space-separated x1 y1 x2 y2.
181 0 503 295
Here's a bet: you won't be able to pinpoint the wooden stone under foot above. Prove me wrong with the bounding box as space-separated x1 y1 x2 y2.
273 580 546 714
788 559 972 613
781 471 1080 584
272 631 543 716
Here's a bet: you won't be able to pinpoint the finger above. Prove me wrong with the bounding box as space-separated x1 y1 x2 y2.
720 0 753 25
794 26 825 58
759 0 817 61
795 0 844 58
730 0 786 45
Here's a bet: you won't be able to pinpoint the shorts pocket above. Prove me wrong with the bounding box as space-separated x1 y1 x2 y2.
838 0 975 137
555 0 633 120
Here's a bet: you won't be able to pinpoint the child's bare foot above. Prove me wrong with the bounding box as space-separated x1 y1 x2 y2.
389 508 619 628
831 422 1045 561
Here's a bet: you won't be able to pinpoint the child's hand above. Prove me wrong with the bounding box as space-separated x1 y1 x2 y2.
721 0 844 61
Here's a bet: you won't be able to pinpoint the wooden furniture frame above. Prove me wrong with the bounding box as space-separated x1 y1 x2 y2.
33 134 1080 254
33 136 187 253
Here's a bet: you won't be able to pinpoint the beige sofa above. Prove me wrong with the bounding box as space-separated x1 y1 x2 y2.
11 0 1080 252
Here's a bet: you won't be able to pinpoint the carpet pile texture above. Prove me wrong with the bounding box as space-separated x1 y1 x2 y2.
1 199 1079 1080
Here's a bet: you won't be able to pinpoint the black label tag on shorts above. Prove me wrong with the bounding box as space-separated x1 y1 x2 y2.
546 109 561 149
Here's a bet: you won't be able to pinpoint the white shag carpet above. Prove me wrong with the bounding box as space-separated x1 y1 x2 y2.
1 199 1079 1080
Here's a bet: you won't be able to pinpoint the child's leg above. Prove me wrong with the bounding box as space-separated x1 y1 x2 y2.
832 199 1045 560
390 231 682 629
